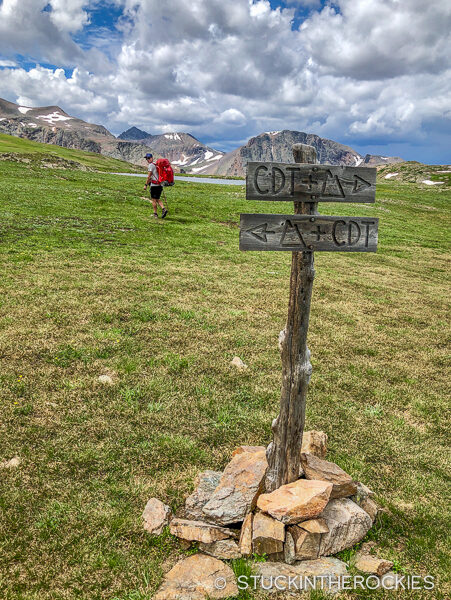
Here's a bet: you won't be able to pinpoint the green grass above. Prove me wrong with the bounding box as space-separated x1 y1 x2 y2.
0 133 141 172
0 138 450 599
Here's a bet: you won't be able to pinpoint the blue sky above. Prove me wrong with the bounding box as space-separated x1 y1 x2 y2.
0 0 450 163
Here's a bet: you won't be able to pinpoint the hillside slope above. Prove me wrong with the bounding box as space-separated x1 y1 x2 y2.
0 132 141 173
0 98 152 166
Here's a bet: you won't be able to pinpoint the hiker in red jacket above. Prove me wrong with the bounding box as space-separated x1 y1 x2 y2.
143 153 168 218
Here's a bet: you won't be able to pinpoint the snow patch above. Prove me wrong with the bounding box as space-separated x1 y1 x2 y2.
191 164 210 173
384 173 399 179
36 111 72 124
18 106 32 114
190 157 201 166
265 130 281 135
204 150 213 160
354 156 364 166
164 133 181 141
437 170 451 173
172 154 189 166
28 123 37 128
422 180 444 185
207 154 223 161
0 118 5 121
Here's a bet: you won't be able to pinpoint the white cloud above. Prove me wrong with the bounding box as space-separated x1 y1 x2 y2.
0 0 449 161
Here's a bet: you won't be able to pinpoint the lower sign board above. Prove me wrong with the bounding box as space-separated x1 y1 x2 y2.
240 214 378 252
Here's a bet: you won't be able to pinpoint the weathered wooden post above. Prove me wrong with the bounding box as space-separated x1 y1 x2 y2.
240 145 378 492
266 144 317 492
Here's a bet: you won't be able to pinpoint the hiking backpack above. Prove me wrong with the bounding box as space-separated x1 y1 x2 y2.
155 158 175 186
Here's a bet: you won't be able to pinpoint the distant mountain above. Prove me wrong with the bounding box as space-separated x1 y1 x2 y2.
118 126 150 141
117 128 224 172
197 130 404 177
0 98 153 166
1 97 405 174
361 154 405 167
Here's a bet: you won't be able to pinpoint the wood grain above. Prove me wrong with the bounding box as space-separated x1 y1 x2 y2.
246 162 376 203
240 214 378 252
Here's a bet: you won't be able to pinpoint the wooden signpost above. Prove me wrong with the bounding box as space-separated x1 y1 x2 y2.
240 145 378 492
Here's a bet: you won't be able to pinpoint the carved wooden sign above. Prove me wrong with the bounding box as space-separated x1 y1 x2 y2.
240 214 378 252
246 162 376 203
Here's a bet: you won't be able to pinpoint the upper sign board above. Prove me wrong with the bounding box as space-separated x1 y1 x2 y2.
246 162 376 203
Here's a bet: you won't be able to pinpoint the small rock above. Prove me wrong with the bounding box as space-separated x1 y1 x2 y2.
379 571 398 590
361 497 378 521
252 512 285 555
284 530 296 565
154 554 238 599
185 471 222 521
300 453 357 499
319 498 373 556
239 512 253 556
199 538 241 559
288 525 321 560
0 456 21 469
298 518 329 534
254 558 348 593
257 478 333 525
98 374 114 385
202 446 267 525
301 430 328 459
142 498 172 536
169 518 238 544
353 481 375 503
230 356 248 370
355 554 393 576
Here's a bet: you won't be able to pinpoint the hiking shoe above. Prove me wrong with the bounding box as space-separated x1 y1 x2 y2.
162 208 168 219
153 213 158 218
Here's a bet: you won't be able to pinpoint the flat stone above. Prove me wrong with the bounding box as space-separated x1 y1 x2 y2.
199 539 241 559
319 498 373 556
379 571 398 590
299 518 329 534
169 518 238 544
301 430 328 459
254 558 348 594
98 374 114 385
239 513 253 556
202 446 267 525
284 530 296 564
154 554 238 599
230 356 248 370
361 497 378 521
142 498 172 536
300 453 357 499
257 479 333 525
288 525 320 560
185 471 222 521
0 456 21 469
355 554 393 576
252 512 285 555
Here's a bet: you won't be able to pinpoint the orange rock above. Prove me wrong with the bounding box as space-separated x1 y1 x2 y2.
355 554 393 576
142 498 171 536
154 554 238 599
202 447 267 525
257 479 333 525
252 512 285 555
298 518 329 534
288 525 320 559
301 431 328 459
239 513 253 556
300 453 357 499
169 518 237 544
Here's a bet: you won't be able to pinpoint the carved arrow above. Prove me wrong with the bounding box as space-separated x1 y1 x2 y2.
246 223 275 242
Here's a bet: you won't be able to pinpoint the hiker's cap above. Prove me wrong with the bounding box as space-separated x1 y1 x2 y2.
144 153 153 158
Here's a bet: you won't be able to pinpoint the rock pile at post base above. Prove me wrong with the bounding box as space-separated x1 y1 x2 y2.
146 431 381 598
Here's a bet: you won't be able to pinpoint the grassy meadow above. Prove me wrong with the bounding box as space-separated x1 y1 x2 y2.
0 137 449 599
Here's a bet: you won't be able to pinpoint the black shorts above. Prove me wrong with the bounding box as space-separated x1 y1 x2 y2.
150 185 163 200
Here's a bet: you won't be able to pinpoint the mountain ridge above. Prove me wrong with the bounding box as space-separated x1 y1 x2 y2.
0 97 404 173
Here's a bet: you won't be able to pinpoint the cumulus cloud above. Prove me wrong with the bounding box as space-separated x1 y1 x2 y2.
0 0 449 161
